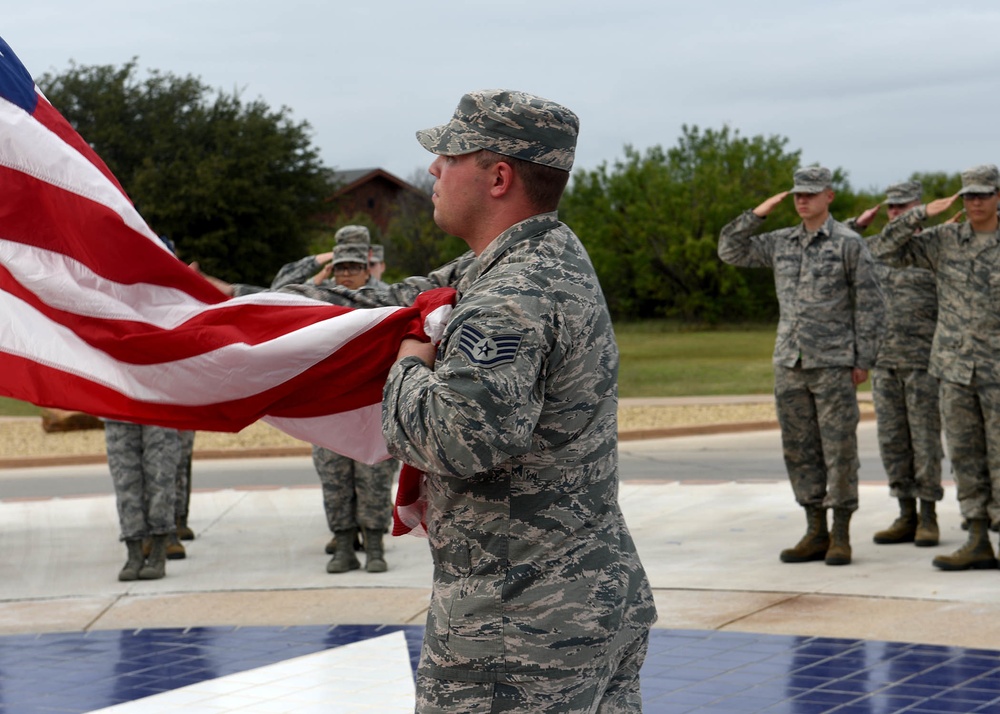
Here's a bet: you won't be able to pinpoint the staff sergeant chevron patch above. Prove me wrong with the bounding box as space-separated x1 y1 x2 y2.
457 323 523 368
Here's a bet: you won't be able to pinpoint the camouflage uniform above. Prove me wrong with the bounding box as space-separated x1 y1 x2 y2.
312 445 397 532
718 202 885 512
871 190 1000 527
105 420 181 541
175 430 196 522
848 184 943 505
383 211 655 709
306 239 401 542
381 90 655 712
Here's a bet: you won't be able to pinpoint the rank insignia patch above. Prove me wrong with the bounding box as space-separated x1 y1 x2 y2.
457 324 522 368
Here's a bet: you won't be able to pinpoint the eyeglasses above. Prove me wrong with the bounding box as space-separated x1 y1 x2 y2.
962 192 997 202
332 263 365 275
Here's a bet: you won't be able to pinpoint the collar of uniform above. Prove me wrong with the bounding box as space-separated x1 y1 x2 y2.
793 214 835 246
466 211 561 283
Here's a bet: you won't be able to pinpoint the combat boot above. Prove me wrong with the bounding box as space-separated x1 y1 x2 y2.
932 519 998 571
176 516 195 541
872 498 917 544
166 533 186 560
324 531 364 555
825 508 853 565
326 528 361 573
118 539 144 582
139 534 168 580
363 528 387 573
914 500 940 547
780 506 829 563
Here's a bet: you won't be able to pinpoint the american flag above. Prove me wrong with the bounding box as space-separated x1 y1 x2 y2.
0 36 454 465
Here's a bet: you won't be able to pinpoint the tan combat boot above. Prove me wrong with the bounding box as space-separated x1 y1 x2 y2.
932 519 998 571
176 516 195 541
873 498 917 544
139 534 168 580
825 508 853 565
914 500 940 547
324 531 364 555
780 506 829 563
363 528 387 573
118 539 144 582
166 533 186 560
326 528 361 573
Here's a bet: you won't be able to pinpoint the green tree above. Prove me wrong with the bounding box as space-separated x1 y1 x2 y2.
381 170 467 281
38 60 333 285
562 125 805 322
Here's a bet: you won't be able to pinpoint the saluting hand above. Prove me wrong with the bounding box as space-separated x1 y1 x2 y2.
944 209 965 225
855 204 882 228
925 193 960 219
752 191 790 218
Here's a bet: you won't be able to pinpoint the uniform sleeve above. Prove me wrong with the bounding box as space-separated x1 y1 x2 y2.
869 205 936 270
276 251 477 308
846 238 886 370
717 210 775 268
381 277 550 477
270 256 323 289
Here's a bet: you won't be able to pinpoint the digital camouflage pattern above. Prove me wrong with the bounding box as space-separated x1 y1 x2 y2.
334 224 370 245
957 164 1000 195
941 378 1000 526
872 204 1000 524
790 166 833 194
414 628 647 713
416 89 579 171
175 430 196 519
774 366 861 510
719 211 885 513
885 180 922 205
312 445 397 532
844 181 943 506
331 241 370 266
872 204 1000 385
872 368 943 502
860 204 942 504
381 213 656 684
718 211 885 369
105 421 181 541
253 251 478 305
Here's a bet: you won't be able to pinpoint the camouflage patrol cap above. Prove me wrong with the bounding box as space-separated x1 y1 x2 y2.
884 180 922 205
334 225 371 246
369 244 384 263
958 164 1000 195
790 167 833 194
331 242 371 266
416 89 579 171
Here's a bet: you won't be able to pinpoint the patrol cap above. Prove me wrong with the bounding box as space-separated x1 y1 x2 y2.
884 180 922 205
369 244 385 263
331 242 370 266
334 225 371 246
958 164 1000 195
416 89 579 171
790 166 833 194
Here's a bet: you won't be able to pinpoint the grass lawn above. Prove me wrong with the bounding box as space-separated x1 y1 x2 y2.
616 323 777 397
0 397 43 417
615 322 873 398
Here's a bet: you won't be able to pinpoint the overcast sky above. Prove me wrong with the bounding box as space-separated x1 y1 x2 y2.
8 1 1000 193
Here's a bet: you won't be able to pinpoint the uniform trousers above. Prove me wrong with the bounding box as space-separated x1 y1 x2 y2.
311 445 397 532
774 365 860 511
940 373 1000 527
414 630 648 713
871 367 943 502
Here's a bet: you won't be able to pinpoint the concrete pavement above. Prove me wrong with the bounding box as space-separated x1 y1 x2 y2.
3 408 1000 652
